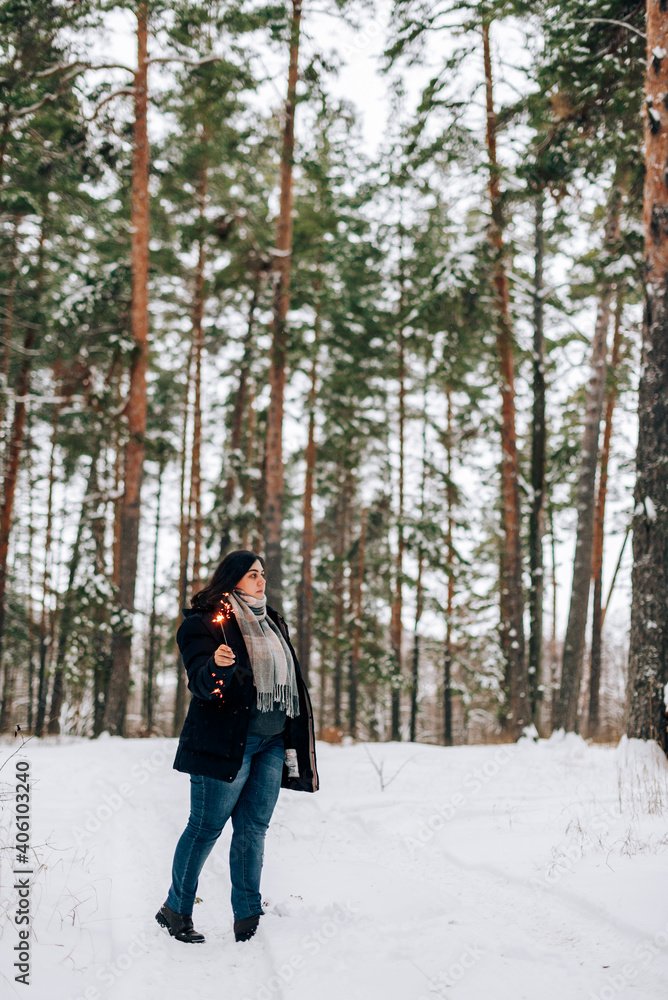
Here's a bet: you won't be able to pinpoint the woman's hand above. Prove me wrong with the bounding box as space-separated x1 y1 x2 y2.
214 644 236 667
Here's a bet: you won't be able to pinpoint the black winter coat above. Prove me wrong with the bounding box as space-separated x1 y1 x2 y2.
172 604 319 793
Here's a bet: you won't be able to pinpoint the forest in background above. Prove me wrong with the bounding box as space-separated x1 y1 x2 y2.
0 0 666 750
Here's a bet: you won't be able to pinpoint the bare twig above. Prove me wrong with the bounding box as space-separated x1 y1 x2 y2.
0 733 36 774
363 743 418 791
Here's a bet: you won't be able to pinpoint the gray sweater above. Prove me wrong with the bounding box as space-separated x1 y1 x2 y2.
247 697 286 737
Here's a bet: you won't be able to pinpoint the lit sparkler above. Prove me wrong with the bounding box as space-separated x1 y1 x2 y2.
210 594 235 698
212 592 234 644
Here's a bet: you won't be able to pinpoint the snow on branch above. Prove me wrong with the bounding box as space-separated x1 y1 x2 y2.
569 18 646 41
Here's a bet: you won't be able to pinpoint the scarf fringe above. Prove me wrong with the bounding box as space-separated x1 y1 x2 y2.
257 685 300 718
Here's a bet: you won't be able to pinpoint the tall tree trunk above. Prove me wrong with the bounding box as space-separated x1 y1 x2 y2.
555 182 622 733
34 400 58 736
254 412 268 555
444 389 454 746
627 1 668 747
410 417 428 743
0 221 19 447
90 448 109 739
264 0 302 612
103 4 150 736
529 191 547 732
349 508 367 740
241 379 257 551
482 19 528 738
0 213 47 732
297 310 319 685
110 368 124 591
220 277 260 556
588 289 624 737
0 607 16 732
189 175 206 591
390 321 406 741
318 635 329 736
87 359 120 726
603 526 631 630
48 447 100 734
332 475 349 729
144 462 163 734
26 411 37 732
173 346 193 737
548 502 559 731
0 117 10 189
410 566 424 743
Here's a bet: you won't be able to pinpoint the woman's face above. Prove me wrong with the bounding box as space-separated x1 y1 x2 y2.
235 559 266 598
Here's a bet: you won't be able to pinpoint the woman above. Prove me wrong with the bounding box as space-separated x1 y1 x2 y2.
155 550 319 945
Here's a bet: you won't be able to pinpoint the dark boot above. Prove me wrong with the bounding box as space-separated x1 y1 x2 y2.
234 913 262 942
155 903 205 943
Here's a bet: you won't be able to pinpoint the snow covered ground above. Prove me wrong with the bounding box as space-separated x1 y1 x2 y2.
1 730 668 1000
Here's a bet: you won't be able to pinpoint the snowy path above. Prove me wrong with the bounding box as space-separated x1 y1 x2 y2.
1 731 668 1000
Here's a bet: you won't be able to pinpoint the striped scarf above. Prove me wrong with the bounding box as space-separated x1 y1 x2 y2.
228 589 300 717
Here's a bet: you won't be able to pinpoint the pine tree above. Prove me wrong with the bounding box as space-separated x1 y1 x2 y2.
532 0 644 734
0 0 99 731
627 0 668 747
555 179 624 732
103 1 151 736
264 0 302 612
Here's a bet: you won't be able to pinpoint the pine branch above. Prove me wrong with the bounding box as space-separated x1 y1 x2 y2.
0 338 40 357
34 60 87 79
35 60 134 77
11 64 87 118
145 54 220 68
88 87 136 122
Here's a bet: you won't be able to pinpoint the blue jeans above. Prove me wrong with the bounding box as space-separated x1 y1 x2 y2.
165 733 285 922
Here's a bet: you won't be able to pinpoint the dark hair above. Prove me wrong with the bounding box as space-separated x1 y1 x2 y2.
191 550 266 611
